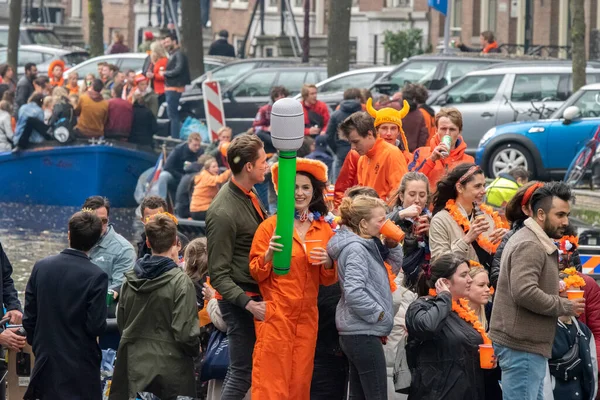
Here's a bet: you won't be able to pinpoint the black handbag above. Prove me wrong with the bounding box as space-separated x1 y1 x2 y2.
548 321 583 381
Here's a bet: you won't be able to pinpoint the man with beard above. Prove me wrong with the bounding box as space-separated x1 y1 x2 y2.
162 33 190 139
16 63 37 111
490 181 586 400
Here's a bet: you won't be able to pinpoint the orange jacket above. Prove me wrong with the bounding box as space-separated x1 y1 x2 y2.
408 135 474 192
334 150 359 209
249 216 337 399
357 138 408 201
190 169 232 213
152 57 168 95
419 107 436 143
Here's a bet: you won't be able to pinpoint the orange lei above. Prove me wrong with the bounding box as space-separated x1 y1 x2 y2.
427 290 491 344
445 199 508 254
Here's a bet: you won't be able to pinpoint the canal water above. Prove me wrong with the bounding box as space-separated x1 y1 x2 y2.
0 203 141 303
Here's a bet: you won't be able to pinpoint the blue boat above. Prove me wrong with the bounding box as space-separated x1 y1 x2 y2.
0 143 157 207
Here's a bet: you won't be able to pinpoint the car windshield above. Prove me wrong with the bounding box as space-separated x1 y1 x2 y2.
194 62 257 87
551 89 600 119
385 61 439 89
27 31 63 46
62 52 90 67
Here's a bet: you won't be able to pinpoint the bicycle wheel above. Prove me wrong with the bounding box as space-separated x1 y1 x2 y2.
564 145 594 187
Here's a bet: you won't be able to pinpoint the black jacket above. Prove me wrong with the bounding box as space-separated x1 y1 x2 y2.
164 141 204 181
326 99 362 160
16 75 34 110
490 219 524 289
208 39 236 58
0 242 22 313
129 102 158 146
164 48 191 88
406 293 486 400
23 249 108 400
175 161 203 218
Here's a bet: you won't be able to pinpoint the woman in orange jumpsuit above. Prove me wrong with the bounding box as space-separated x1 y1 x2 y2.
249 158 338 400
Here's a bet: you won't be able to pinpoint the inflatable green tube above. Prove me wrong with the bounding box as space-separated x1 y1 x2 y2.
273 150 297 275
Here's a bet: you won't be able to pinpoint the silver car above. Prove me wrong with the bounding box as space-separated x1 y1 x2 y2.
427 64 600 154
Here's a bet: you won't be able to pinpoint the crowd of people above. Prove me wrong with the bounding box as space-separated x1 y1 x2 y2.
0 56 598 400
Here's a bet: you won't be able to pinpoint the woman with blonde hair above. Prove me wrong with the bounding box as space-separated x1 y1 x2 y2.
467 264 491 329
147 41 168 104
65 71 80 95
328 194 403 400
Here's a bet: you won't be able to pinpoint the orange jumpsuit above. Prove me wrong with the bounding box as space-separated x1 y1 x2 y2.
356 137 409 202
249 216 338 400
408 135 474 192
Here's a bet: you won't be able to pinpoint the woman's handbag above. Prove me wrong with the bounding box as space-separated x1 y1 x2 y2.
200 330 230 381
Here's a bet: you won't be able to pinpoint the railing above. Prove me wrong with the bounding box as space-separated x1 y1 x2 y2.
498 43 572 59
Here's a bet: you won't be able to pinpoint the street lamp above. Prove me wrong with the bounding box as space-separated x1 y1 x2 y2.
270 98 304 275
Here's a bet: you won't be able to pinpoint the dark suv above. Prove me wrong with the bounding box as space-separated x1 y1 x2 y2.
174 66 328 134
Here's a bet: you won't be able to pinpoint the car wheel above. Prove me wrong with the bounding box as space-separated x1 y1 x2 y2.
487 143 535 179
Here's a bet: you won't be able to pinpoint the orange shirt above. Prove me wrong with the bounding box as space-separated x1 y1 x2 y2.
249 216 337 303
356 138 408 202
190 169 232 213
333 150 359 209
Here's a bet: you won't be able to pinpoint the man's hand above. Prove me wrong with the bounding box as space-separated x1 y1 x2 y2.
4 310 22 325
245 300 266 321
0 328 26 351
309 126 320 135
430 144 449 162
146 71 154 79
568 298 586 316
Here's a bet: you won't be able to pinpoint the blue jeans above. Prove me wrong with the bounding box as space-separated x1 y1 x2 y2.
494 343 547 400
200 0 210 26
165 90 182 139
339 335 387 400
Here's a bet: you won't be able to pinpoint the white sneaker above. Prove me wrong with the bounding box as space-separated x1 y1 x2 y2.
206 20 212 28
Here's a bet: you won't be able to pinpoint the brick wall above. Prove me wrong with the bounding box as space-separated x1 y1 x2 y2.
82 0 136 51
210 0 259 49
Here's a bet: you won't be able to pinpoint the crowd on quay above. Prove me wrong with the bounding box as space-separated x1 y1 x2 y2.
0 47 598 400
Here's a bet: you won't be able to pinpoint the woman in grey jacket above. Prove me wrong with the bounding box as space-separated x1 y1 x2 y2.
328 195 404 400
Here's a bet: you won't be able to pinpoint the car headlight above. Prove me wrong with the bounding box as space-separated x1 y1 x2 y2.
479 127 496 147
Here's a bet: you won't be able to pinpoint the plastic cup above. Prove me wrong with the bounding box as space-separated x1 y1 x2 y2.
567 289 584 300
380 219 405 242
305 240 323 264
479 344 495 369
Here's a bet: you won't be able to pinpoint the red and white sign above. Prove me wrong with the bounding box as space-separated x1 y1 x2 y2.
202 80 226 142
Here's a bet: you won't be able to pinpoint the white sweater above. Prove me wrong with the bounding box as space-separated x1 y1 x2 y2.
0 110 13 151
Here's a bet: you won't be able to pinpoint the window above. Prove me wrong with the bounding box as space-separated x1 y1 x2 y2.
232 71 278 97
25 30 62 46
571 90 600 118
119 57 147 73
319 72 378 94
61 52 90 67
211 62 257 86
0 30 8 47
276 71 308 95
385 0 411 6
306 71 324 85
451 0 462 34
387 61 439 89
73 58 118 78
444 62 492 86
511 74 562 102
18 50 44 66
445 75 504 104
487 0 497 32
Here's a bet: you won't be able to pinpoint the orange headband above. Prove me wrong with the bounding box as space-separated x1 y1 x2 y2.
458 166 481 184
521 182 544 207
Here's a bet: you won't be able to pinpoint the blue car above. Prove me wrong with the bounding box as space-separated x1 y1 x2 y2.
476 83 600 180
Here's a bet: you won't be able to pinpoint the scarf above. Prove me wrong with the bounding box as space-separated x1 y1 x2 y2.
483 41 499 53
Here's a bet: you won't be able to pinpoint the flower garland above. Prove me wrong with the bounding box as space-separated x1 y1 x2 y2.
295 210 338 230
445 199 508 254
562 267 586 290
425 289 491 344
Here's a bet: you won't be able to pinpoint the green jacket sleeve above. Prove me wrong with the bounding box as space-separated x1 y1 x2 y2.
171 275 200 357
207 209 250 308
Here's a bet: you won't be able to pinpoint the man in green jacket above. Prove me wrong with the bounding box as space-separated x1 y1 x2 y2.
109 214 200 400
207 133 269 399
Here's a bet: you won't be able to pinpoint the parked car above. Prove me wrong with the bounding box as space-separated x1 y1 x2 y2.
293 66 393 109
190 57 302 89
475 82 600 180
0 45 89 76
369 54 508 96
427 63 600 154
64 53 229 85
173 66 328 134
0 25 68 48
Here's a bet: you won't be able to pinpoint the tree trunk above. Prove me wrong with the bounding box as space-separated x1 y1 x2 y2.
302 0 310 63
327 0 352 77
7 0 22 72
571 0 586 92
88 0 104 57
181 0 204 78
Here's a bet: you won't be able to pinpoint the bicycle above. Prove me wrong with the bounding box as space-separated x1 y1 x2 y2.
564 125 600 188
